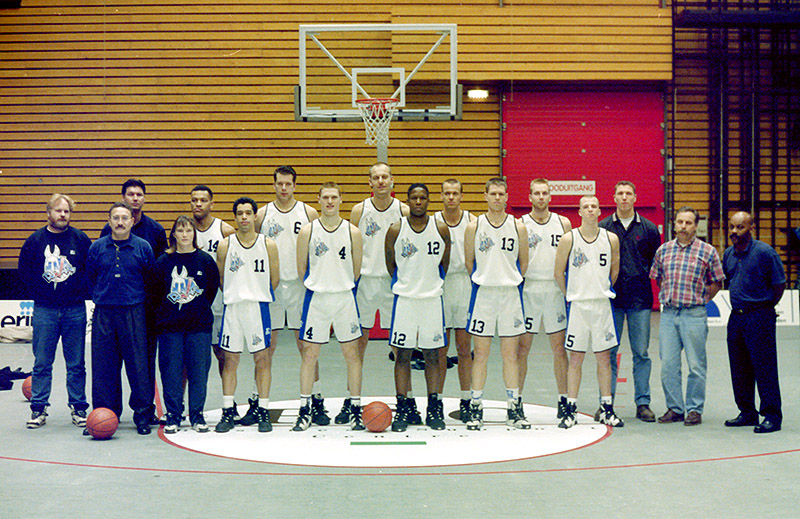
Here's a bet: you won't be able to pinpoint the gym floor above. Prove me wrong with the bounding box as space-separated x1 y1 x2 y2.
1 315 797 518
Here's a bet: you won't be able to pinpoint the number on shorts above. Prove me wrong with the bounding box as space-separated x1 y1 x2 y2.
391 332 406 346
525 317 534 332
305 327 314 340
220 335 230 348
565 334 575 348
470 319 485 334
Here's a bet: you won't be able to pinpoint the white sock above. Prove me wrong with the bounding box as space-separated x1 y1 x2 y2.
259 398 269 409
461 390 471 401
222 395 234 408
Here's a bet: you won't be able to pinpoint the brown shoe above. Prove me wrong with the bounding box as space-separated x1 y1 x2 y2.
684 411 702 426
658 409 685 423
636 405 656 422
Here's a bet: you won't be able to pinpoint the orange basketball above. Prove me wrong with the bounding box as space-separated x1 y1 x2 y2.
86 408 119 440
21 376 32 401
362 401 392 432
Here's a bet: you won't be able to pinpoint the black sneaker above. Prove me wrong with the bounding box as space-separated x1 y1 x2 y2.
425 397 445 430
406 398 422 425
292 406 312 432
256 406 272 433
191 416 210 433
599 403 624 427
558 402 577 429
215 407 237 433
506 402 531 429
466 402 483 431
391 397 409 432
236 397 259 426
593 405 602 422
311 396 331 426
557 396 568 419
349 404 365 431
334 398 352 424
516 397 527 420
137 422 152 435
459 399 471 423
164 414 180 434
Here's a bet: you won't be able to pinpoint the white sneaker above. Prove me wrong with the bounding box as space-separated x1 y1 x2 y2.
70 406 87 427
27 411 47 429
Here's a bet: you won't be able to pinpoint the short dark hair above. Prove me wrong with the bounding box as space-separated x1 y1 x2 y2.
407 183 429 198
109 201 133 216
167 215 199 253
614 180 636 194
676 206 700 224
121 179 146 195
485 177 507 192
232 196 258 215
274 166 297 183
191 185 214 199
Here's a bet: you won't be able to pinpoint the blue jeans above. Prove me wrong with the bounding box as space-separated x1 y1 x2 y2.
158 331 211 423
659 306 708 415
31 304 88 412
609 307 652 406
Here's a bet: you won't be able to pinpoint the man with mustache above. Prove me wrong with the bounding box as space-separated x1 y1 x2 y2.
649 207 724 427
722 211 785 433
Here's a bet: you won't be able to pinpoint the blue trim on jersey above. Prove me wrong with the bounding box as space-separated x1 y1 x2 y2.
259 301 272 349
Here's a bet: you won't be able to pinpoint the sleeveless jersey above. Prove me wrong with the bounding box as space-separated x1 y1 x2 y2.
391 217 445 298
471 214 523 287
222 235 273 304
304 219 355 293
358 197 403 277
565 228 616 302
259 200 311 281
196 218 225 259
521 213 565 281
435 210 470 275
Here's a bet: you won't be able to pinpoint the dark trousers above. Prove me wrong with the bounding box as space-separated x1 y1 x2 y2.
727 307 782 423
91 303 153 425
158 331 212 423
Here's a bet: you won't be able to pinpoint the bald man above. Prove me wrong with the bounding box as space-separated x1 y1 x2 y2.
723 211 785 434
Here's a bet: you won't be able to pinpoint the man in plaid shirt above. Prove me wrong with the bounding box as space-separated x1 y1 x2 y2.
649 206 724 427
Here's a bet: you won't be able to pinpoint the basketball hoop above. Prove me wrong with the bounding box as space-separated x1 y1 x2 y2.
356 97 398 147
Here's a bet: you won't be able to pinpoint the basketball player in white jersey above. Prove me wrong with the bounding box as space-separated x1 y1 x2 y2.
190 185 235 374
214 197 280 434
292 182 365 431
554 195 623 429
434 178 476 422
464 177 530 430
518 179 572 419
385 183 451 431
253 166 330 426
348 162 415 425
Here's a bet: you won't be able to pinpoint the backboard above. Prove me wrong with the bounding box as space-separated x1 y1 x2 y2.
296 24 461 123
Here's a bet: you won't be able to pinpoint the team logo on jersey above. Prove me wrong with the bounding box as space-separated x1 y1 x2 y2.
42 245 76 287
228 252 245 272
399 238 418 258
263 219 284 239
528 232 542 249
571 248 589 268
363 217 381 237
477 232 495 253
166 266 204 309
312 239 329 257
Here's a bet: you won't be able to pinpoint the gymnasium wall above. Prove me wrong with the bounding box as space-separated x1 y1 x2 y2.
0 0 671 268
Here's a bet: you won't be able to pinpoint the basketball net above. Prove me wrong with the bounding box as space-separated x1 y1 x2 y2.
356 97 398 147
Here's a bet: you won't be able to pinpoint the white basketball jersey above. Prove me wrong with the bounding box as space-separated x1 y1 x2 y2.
304 219 355 293
358 198 403 277
392 217 445 298
222 235 273 304
565 228 616 302
471 214 523 287
435 210 470 275
259 200 311 281
196 218 225 258
521 213 565 281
